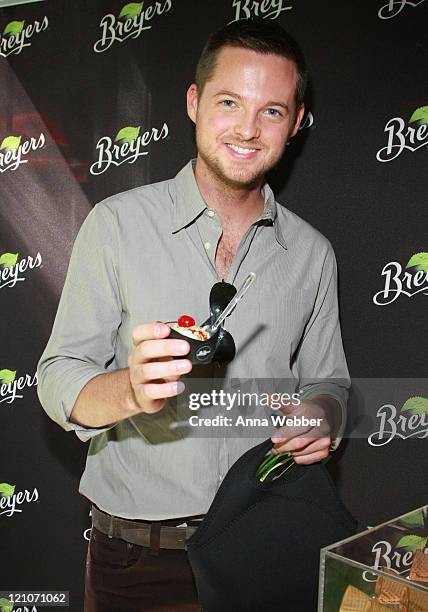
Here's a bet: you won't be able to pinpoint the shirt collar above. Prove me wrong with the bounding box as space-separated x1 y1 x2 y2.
171 160 207 233
262 183 287 250
171 160 287 249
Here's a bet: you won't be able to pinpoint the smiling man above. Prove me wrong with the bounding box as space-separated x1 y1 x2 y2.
189 47 303 189
37 18 349 612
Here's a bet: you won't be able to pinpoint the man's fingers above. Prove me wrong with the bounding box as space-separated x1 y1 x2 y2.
271 433 330 454
140 380 186 401
290 436 331 457
128 322 192 415
271 424 311 445
133 359 192 383
293 449 329 465
132 322 170 346
133 338 190 362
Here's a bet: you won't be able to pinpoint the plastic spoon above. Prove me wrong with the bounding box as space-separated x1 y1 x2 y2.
206 272 256 334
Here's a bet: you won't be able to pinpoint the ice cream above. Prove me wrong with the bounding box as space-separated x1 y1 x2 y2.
168 315 211 341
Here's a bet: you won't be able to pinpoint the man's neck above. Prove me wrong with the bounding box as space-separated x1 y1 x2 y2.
193 157 265 230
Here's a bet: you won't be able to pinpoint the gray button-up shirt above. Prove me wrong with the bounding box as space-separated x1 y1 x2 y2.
37 160 350 520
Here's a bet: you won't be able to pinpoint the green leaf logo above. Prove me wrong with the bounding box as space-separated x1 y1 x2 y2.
119 2 144 19
0 369 17 385
0 136 22 152
409 106 428 125
3 20 25 36
0 252 19 269
402 396 428 415
397 534 428 553
115 126 141 144
0 483 15 498
400 509 425 528
0 598 14 612
406 252 428 272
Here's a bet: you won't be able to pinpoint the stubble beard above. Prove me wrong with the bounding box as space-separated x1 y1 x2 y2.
196 127 285 191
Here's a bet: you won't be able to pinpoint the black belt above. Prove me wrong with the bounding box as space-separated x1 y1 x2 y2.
91 505 202 551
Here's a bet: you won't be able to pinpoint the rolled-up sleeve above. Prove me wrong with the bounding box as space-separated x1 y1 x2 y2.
294 243 350 446
37 202 122 440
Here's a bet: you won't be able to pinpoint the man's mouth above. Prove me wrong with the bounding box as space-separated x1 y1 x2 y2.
226 143 260 156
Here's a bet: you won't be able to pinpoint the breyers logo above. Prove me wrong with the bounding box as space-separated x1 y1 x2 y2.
230 0 292 22
0 16 48 58
0 369 38 404
90 124 169 176
376 106 428 162
373 253 428 306
94 1 172 53
378 0 426 19
0 601 37 612
368 396 428 447
299 111 314 131
0 134 45 173
362 508 427 582
0 599 14 612
0 599 37 612
0 252 43 290
0 483 39 518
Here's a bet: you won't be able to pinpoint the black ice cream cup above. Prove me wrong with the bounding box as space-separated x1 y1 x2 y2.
163 279 238 365
166 323 222 365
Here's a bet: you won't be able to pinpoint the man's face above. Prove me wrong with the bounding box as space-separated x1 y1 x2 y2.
187 46 305 190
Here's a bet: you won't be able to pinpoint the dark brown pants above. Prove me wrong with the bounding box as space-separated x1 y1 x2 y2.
84 527 201 611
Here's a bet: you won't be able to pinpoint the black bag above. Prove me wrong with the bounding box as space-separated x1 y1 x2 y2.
187 439 358 612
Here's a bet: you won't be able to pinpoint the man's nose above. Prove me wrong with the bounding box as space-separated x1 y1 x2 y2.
233 111 260 141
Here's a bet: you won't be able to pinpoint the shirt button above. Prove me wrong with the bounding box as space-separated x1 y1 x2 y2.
207 209 215 218
204 242 211 250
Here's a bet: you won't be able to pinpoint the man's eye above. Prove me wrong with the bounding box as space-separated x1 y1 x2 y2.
265 108 282 117
221 99 236 107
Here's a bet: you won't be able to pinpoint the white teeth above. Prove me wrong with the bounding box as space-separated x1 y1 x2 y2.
228 144 256 154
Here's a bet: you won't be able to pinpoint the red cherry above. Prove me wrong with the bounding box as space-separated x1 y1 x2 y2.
177 315 195 328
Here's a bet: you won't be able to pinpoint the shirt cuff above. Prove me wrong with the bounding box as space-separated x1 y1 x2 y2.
37 365 117 442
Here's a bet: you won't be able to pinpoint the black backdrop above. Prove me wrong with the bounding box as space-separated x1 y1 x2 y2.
0 0 427 609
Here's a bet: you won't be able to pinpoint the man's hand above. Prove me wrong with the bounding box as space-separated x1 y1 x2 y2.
270 396 340 465
70 321 192 428
128 322 192 414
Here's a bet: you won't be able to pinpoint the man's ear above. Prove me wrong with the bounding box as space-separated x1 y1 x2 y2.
187 84 199 124
289 103 305 138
